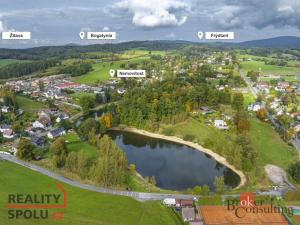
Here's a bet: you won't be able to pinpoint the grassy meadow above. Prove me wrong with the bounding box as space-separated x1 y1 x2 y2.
0 160 178 225
16 95 47 113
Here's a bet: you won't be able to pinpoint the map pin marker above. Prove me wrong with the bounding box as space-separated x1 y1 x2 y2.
109 69 116 77
198 31 203 40
79 32 85 40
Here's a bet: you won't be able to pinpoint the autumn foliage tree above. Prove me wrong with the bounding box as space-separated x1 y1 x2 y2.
256 108 267 121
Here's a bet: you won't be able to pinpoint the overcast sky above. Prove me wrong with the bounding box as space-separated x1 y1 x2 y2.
0 0 299 48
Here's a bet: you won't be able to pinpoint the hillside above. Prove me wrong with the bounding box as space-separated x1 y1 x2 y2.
0 160 178 225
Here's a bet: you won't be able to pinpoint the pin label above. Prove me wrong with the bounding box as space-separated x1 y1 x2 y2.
109 69 116 77
79 32 85 40
197 32 203 40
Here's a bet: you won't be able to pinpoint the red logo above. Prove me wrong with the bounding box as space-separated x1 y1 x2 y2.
240 192 254 207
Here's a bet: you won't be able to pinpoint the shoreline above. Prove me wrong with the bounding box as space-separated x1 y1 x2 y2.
110 127 247 189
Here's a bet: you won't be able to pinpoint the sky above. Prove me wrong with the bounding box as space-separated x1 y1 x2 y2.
0 0 299 48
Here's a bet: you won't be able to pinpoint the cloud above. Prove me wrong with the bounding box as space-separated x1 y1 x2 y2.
211 0 300 29
211 6 243 29
108 0 189 28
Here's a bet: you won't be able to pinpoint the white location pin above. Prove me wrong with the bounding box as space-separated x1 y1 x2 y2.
197 32 203 40
79 32 85 40
109 69 116 77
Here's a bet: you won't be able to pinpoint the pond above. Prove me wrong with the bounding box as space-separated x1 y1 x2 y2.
108 130 241 191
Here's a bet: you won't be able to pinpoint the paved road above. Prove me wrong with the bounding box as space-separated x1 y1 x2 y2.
0 153 195 202
239 68 300 155
239 68 285 130
0 152 288 202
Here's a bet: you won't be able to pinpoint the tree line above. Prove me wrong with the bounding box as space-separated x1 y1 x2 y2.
0 59 60 79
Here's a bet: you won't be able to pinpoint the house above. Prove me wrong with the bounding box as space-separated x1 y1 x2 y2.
1 106 11 113
117 88 126 95
214 120 228 130
0 124 12 133
33 116 51 129
275 81 290 92
32 136 45 147
200 106 214 115
56 114 69 123
248 102 263 112
3 129 15 139
182 207 195 222
180 199 194 207
47 127 66 139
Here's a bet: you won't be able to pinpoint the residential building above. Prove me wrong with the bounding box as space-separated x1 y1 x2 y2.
47 127 66 139
214 120 228 130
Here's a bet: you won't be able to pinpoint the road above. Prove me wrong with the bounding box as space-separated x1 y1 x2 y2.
0 153 195 202
0 152 288 201
239 68 300 155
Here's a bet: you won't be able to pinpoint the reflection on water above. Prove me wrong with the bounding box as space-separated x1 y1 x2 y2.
108 130 241 191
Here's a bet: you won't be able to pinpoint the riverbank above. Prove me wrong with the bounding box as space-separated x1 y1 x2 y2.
110 127 247 189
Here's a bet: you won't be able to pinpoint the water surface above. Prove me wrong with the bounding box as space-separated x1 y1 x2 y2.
109 130 240 191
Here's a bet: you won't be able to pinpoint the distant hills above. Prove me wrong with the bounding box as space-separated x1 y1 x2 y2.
236 36 300 48
0 36 299 60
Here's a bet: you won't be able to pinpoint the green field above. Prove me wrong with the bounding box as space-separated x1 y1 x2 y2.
16 95 47 113
74 57 151 84
240 60 300 76
0 160 178 225
165 116 298 188
0 59 29 68
65 132 98 158
249 118 297 169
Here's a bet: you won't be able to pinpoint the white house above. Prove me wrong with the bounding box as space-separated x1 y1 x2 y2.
1 106 10 113
33 120 46 129
0 124 11 133
56 114 69 123
3 130 14 139
214 120 228 130
248 102 263 112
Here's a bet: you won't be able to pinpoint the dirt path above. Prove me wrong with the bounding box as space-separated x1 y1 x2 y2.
110 127 247 189
265 164 294 188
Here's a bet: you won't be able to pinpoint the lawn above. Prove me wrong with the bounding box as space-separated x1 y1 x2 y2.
0 160 177 225
164 116 298 189
249 118 297 169
16 95 47 113
168 117 236 147
64 132 98 158
74 57 151 84
240 60 300 76
0 59 30 68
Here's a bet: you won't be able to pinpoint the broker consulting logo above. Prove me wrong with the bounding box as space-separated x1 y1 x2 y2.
6 183 67 220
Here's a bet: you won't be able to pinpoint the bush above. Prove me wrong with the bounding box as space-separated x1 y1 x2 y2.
283 190 300 202
183 134 195 142
162 128 174 136
288 161 300 183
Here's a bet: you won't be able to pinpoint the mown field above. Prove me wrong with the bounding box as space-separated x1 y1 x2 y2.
16 95 47 113
165 116 298 188
0 160 179 225
249 118 297 169
0 59 29 68
73 57 149 84
240 60 300 76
